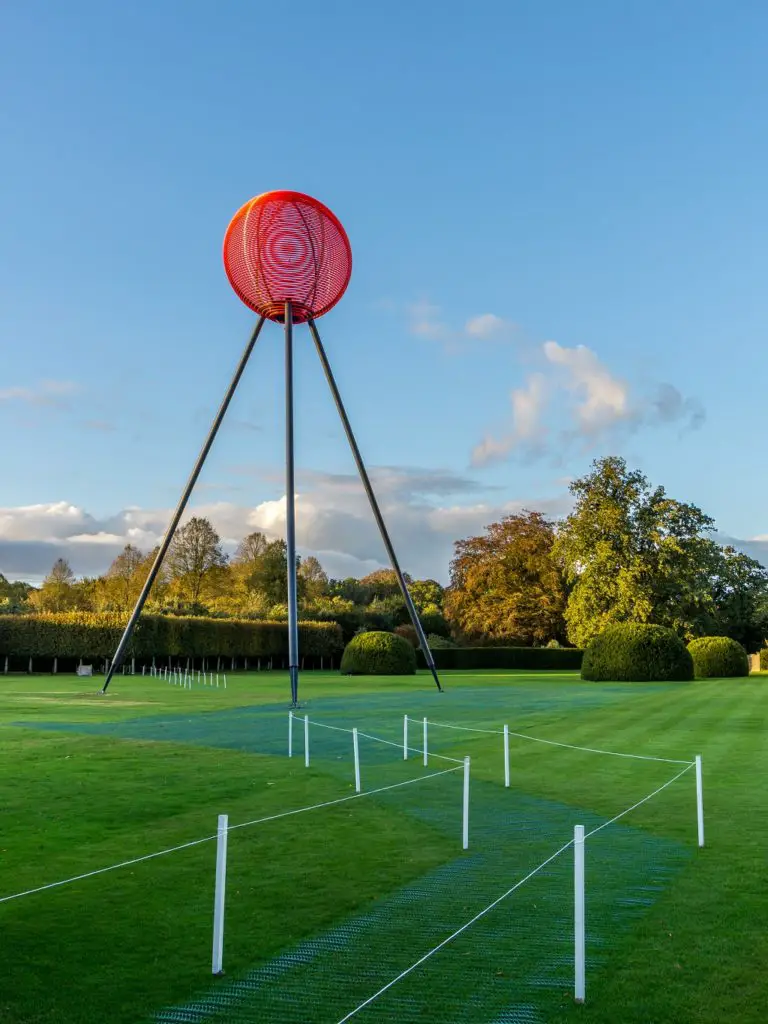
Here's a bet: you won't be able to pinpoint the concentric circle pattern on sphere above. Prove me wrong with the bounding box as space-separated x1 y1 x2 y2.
223 191 352 322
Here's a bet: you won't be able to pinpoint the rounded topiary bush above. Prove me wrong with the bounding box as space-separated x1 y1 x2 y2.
581 623 693 682
688 636 749 678
340 631 416 675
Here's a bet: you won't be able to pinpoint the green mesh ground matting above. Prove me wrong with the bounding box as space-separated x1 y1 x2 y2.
17 685 692 1022
152 779 689 1023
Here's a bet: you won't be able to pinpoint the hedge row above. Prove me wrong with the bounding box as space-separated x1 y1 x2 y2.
416 646 583 671
761 649 768 671
0 614 343 660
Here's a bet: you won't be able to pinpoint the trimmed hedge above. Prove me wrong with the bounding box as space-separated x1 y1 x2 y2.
761 649 768 671
582 623 693 682
0 613 343 661
340 631 416 675
688 636 749 678
416 646 583 671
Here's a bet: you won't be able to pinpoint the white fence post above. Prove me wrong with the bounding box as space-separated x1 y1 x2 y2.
574 824 585 1003
288 711 293 758
462 756 470 850
695 755 704 848
403 715 408 760
212 813 229 976
504 724 510 788
304 714 310 768
353 727 361 793
423 717 428 767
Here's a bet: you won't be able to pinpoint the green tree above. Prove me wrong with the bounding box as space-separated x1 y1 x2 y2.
0 574 32 613
445 510 567 646
703 546 768 652
298 555 328 601
243 539 304 607
409 578 445 612
167 517 228 604
327 577 373 605
554 456 718 647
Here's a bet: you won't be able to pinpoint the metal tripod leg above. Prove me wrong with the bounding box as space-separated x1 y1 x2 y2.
101 315 267 693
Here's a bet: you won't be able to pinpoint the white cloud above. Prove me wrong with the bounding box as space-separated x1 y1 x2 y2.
471 372 549 465
408 303 516 352
465 313 509 339
473 339 703 466
543 341 630 432
0 469 569 585
0 380 79 407
407 300 450 341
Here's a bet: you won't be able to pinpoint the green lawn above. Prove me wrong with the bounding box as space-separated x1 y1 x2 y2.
0 669 765 1023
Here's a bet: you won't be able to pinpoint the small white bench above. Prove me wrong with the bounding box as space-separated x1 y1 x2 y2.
76 664 93 677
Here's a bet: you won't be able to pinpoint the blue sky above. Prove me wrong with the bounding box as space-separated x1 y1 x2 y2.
1 0 767 583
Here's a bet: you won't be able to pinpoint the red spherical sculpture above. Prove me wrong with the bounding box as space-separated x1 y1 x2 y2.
223 190 352 323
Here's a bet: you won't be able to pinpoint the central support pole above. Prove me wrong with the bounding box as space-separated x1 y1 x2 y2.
285 301 300 707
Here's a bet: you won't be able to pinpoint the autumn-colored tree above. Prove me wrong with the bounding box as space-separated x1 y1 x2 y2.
359 568 412 600
298 555 328 601
445 511 567 646
100 544 145 612
32 557 79 613
233 532 269 566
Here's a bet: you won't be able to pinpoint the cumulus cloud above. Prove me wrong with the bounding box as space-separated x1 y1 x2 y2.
0 469 569 585
473 338 704 466
472 373 549 465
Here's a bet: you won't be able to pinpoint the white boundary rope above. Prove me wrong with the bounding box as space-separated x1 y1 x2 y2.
426 718 694 766
0 767 462 906
305 715 464 765
585 762 694 838
229 766 463 832
0 833 218 906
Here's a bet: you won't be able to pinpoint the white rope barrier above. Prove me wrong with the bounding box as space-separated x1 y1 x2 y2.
305 716 464 765
0 767 462 907
584 762 695 838
426 718 694 765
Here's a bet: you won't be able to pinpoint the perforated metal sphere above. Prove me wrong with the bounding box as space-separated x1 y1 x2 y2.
223 190 352 323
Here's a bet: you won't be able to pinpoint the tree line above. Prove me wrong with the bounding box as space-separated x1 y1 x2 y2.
1 456 766 651
446 457 768 651
0 522 450 643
